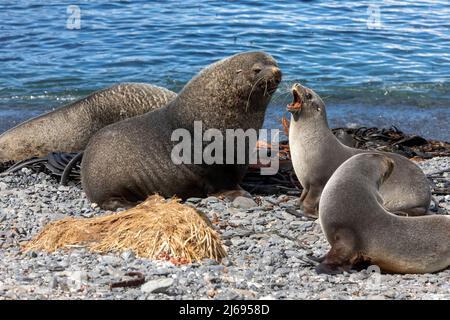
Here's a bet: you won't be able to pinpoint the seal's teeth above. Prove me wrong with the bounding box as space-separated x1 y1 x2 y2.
293 89 302 104
286 88 302 112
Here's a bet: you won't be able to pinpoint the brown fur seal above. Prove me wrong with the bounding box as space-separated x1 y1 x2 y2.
317 153 450 274
0 83 176 162
288 83 431 217
81 52 282 210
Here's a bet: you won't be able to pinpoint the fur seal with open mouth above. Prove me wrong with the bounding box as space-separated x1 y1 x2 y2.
0 83 176 163
288 83 431 217
317 153 450 274
81 52 282 210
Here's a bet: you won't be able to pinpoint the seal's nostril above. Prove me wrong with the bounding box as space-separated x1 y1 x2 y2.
272 67 282 83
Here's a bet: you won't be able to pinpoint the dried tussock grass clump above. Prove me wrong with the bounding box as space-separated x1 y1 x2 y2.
23 195 227 263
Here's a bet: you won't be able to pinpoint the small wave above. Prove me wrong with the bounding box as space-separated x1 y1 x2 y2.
272 81 450 108
1 80 449 109
0 94 81 103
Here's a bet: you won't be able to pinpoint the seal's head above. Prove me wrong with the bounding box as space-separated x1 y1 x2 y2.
370 153 395 187
173 51 281 130
287 83 327 122
228 51 282 97
349 153 395 188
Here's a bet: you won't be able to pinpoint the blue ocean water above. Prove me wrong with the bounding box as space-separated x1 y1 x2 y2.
0 0 449 140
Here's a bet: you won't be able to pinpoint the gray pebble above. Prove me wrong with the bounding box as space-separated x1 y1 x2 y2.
186 197 202 204
0 157 448 300
121 250 135 261
232 196 257 209
141 277 174 294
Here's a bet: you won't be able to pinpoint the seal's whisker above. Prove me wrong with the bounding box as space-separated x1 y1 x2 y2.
246 77 265 112
272 84 294 99
270 90 293 104
277 82 294 94
273 90 293 98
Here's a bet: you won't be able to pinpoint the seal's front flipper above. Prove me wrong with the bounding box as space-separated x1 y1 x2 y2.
299 184 322 218
100 198 139 211
211 187 253 201
316 230 360 275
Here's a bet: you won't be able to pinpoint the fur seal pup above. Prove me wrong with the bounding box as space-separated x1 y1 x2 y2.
317 153 450 274
81 52 282 210
287 83 431 217
0 83 176 162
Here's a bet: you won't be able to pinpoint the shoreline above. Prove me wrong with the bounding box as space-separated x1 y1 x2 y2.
0 157 449 300
2 102 450 143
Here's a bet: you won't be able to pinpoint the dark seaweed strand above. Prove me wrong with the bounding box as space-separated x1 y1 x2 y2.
110 272 146 289
60 151 84 186
46 152 71 172
0 160 15 173
0 158 46 176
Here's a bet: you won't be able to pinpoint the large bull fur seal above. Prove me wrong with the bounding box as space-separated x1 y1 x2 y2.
81 52 282 210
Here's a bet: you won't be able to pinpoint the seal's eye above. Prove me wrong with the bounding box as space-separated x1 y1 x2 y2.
305 92 313 100
252 67 262 74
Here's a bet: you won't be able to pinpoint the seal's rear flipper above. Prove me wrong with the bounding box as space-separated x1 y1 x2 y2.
392 206 432 217
315 230 360 275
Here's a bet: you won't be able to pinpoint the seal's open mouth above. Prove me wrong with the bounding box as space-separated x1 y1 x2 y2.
287 88 302 112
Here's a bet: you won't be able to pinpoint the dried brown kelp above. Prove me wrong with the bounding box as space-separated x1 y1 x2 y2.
333 126 450 159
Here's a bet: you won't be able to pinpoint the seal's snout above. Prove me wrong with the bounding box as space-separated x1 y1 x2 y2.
271 67 282 85
264 66 282 94
287 84 302 113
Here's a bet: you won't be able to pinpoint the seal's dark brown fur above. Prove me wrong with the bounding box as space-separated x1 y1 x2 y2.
81 52 281 209
0 83 176 162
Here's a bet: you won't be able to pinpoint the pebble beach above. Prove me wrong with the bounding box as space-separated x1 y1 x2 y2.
0 157 449 300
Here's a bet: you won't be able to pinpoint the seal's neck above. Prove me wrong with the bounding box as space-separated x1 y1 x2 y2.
167 86 269 133
289 112 335 142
